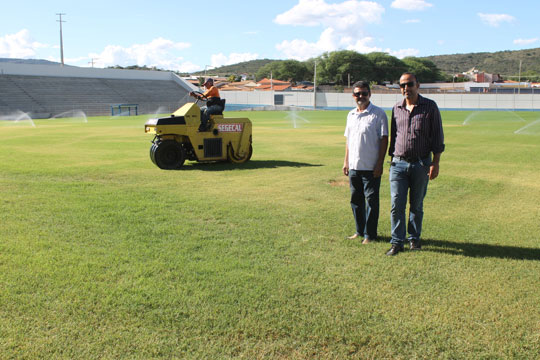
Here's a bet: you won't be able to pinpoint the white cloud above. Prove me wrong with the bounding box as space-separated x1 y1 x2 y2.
87 37 193 71
274 0 385 60
210 52 259 68
346 36 382 53
275 0 384 31
276 27 339 60
0 29 49 58
391 0 433 11
276 39 325 60
66 56 91 64
478 13 516 27
388 48 419 58
513 38 538 45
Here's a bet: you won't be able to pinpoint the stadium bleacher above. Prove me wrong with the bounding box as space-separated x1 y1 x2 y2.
0 74 191 118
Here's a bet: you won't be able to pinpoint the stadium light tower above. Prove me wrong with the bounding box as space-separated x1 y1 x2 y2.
518 59 522 95
313 61 317 109
56 13 66 66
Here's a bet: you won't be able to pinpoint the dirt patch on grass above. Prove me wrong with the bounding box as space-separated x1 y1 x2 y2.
328 178 348 187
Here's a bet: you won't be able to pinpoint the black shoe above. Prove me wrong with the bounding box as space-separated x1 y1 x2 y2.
409 239 422 250
386 244 404 256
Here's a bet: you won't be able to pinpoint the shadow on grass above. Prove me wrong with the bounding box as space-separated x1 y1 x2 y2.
424 238 540 261
357 237 540 261
181 160 323 171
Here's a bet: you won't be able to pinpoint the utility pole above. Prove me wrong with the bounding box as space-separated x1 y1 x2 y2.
88 58 99 68
313 61 317 109
204 65 213 77
518 60 522 95
56 13 66 66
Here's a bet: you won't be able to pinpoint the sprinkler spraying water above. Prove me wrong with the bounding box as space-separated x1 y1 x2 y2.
464 111 527 126
514 118 540 135
284 107 311 128
504 110 526 122
52 110 88 123
0 110 36 127
153 106 169 116
462 111 480 125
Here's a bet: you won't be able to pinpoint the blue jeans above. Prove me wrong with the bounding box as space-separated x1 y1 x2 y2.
200 104 223 130
349 169 381 240
389 156 431 245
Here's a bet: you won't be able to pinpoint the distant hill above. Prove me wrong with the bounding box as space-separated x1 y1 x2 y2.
424 48 540 77
4 47 540 80
197 48 540 80
0 58 63 66
191 59 278 77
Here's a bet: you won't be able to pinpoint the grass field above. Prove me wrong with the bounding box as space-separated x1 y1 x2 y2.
1 109 539 359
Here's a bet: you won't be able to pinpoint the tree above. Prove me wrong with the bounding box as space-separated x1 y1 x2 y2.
402 57 443 83
366 52 407 83
520 70 540 82
276 60 310 83
255 62 281 81
255 60 309 82
317 50 375 85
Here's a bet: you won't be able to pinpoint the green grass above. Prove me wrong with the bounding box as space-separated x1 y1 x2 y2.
1 110 539 359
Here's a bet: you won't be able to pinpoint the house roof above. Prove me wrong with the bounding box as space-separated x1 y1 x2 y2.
291 85 314 91
220 85 252 91
230 81 258 87
257 84 291 91
258 78 291 86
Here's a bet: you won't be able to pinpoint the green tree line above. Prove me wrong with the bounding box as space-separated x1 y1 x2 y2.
254 50 445 84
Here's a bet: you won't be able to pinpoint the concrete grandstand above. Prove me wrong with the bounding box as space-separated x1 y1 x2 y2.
0 62 197 118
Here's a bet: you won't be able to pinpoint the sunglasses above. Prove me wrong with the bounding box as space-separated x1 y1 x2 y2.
399 81 416 88
353 90 370 97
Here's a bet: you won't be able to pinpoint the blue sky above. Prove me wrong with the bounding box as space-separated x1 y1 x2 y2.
1 0 538 72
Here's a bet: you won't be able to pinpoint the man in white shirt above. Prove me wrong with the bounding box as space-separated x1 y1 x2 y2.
343 81 389 244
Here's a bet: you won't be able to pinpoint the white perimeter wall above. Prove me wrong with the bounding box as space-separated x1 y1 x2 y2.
221 91 540 110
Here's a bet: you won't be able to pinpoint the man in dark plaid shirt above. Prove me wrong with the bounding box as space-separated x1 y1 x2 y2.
386 72 445 256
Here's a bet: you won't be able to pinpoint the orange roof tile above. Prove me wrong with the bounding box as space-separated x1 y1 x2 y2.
258 78 291 86
256 84 291 91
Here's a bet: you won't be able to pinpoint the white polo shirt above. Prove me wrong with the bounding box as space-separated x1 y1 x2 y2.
344 102 388 171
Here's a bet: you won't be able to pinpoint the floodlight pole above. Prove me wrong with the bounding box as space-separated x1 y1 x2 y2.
313 61 317 109
56 13 66 66
518 60 522 95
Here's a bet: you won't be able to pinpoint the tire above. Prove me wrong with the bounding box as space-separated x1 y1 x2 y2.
150 143 158 165
227 144 253 164
151 140 185 169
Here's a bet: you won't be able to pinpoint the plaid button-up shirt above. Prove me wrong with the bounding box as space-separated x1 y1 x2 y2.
389 95 445 159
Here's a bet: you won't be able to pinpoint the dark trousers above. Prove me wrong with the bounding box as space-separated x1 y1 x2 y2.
349 169 381 240
200 104 223 130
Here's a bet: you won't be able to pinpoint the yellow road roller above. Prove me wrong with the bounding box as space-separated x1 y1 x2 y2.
144 101 252 169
